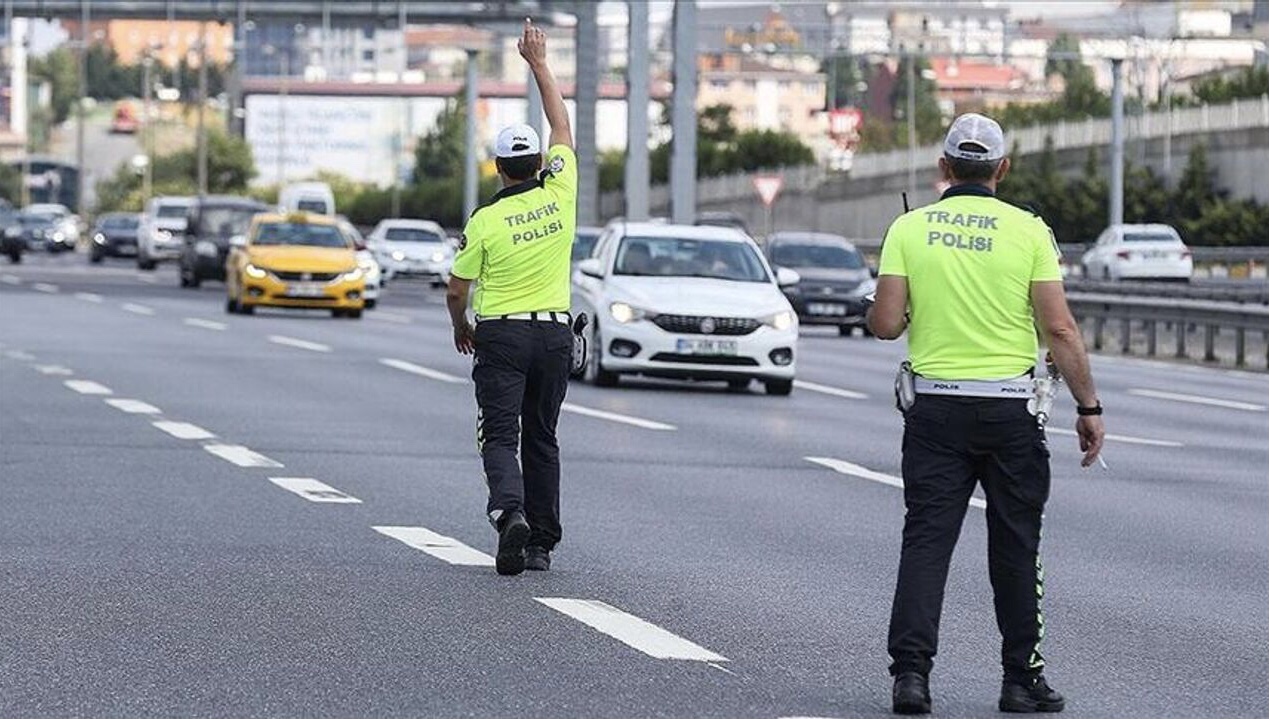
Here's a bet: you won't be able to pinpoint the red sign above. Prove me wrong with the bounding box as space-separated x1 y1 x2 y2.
829 108 863 138
752 175 784 208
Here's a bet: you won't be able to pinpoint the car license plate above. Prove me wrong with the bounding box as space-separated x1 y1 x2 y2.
676 338 738 355
286 282 326 298
117 245 137 256
807 302 847 316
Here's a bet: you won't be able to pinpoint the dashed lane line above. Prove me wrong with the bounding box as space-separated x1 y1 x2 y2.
0 274 19 285
368 311 412 324
268 477 362 504
805 456 988 510
203 444 284 468
184 317 227 331
34 365 73 375
136 274 158 284
152 421 216 440
121 303 156 316
561 402 677 431
1046 426 1184 448
793 380 870 400
104 398 162 415
268 335 332 353
64 379 113 396
74 292 103 303
535 598 729 663
1127 388 1267 413
32 282 58 293
379 357 465 384
372 526 495 567
4 350 36 361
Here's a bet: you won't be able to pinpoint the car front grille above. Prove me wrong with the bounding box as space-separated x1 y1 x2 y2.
272 270 340 282
652 315 760 336
649 353 759 366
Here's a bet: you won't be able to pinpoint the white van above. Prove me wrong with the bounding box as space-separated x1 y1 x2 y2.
279 182 336 216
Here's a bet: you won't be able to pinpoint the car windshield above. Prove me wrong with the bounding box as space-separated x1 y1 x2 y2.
573 230 601 261
197 207 259 238
384 227 442 243
157 205 189 219
771 243 865 270
100 216 139 230
253 222 348 248
297 199 328 213
1123 232 1180 243
20 214 57 226
613 236 769 282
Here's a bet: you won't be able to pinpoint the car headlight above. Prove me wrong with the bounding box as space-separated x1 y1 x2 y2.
195 240 218 257
4 226 19 238
430 250 447 263
358 258 378 274
244 264 268 279
93 233 106 245
763 310 796 331
391 250 406 262
52 231 65 242
339 267 364 282
851 278 877 297
609 301 653 324
154 229 172 242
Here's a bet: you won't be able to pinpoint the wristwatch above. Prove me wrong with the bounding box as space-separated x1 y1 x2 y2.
1077 402 1103 416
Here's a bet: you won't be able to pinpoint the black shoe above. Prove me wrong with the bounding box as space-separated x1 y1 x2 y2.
494 512 530 576
892 672 931 715
525 546 551 571
999 675 1065 713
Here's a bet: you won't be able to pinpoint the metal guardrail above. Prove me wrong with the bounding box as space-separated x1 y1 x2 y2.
1067 292 1269 369
1064 279 1269 304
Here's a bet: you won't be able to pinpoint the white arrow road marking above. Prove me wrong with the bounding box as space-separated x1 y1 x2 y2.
1127 388 1267 413
268 335 332 353
74 292 103 303
380 357 465 384
372 526 494 566
535 598 729 662
34 365 73 375
203 444 283 468
64 379 113 396
561 402 677 431
806 456 987 510
104 398 161 415
184 318 227 331
152 421 215 440
1046 426 1184 448
32 282 58 293
121 303 156 316
268 477 362 504
794 380 870 400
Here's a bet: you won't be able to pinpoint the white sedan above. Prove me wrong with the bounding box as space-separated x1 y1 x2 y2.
367 219 452 286
1081 223 1193 281
572 222 800 395
338 217 382 308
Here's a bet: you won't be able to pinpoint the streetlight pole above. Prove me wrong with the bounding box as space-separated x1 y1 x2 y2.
142 51 154 202
195 21 208 195
906 54 917 200
75 0 89 212
1109 57 1124 228
462 48 478 219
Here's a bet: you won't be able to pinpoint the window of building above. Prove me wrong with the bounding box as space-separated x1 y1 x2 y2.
363 49 375 63
362 24 375 40
710 79 729 90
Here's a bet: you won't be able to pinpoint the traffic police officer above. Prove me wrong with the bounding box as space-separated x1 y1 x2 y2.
446 20 576 577
868 113 1106 714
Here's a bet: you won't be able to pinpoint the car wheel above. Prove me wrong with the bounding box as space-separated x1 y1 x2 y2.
347 309 363 319
138 257 156 271
586 322 619 387
7 250 19 264
727 378 750 392
332 309 346 318
239 303 255 315
226 296 239 314
90 252 103 264
837 325 853 337
764 379 794 396
364 298 377 309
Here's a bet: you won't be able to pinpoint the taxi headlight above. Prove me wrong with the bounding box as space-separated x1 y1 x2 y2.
763 310 796 331
391 250 406 262
195 240 218 257
338 267 364 283
93 233 107 245
609 301 652 324
244 264 268 279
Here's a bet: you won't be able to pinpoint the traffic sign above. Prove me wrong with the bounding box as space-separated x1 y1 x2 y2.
752 175 783 208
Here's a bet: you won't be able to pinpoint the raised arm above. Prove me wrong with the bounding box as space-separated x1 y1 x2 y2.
519 19 572 149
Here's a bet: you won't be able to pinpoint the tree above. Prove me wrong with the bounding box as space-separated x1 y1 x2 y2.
889 57 944 147
94 129 256 212
29 48 79 125
414 93 465 181
643 104 816 184
1191 65 1269 105
822 55 866 111
0 163 23 205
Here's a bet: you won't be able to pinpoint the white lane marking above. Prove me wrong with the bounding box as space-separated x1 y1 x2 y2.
122 303 156 316
152 421 215 440
268 477 362 504
372 526 495 566
379 357 466 384
535 598 729 663
34 364 73 375
64 379 113 396
369 311 412 324
184 317 227 331
104 398 161 414
32 282 58 293
1046 426 1184 448
1127 388 1267 413
203 443 284 468
561 402 677 431
268 335 332 353
136 274 158 284
74 292 103 303
806 456 987 510
0 274 19 285
4 350 36 361
794 380 870 400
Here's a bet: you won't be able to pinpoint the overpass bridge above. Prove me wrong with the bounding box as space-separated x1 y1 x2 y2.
0 1 562 23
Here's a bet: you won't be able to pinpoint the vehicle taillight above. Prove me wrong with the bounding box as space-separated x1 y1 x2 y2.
1180 250 1192 259
1116 250 1132 260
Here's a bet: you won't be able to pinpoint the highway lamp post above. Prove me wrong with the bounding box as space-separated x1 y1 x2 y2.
141 48 155 202
195 21 208 196
21 18 31 207
906 54 916 200
75 0 89 213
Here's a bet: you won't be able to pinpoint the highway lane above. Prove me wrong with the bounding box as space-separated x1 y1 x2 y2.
1 254 1266 718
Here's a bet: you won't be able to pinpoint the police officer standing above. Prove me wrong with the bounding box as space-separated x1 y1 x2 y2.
867 113 1106 714
446 19 576 577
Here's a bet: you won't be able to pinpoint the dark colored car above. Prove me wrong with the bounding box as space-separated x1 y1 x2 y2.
89 212 141 263
766 232 876 336
572 225 603 263
0 204 21 263
14 211 60 254
179 196 269 287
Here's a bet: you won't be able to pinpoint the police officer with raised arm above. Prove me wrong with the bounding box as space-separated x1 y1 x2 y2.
446 19 576 577
868 113 1106 715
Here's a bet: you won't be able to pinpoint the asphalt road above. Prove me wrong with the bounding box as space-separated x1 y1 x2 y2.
49 111 141 210
2 253 1266 719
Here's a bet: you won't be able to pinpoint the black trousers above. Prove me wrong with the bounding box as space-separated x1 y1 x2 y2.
888 395 1051 681
472 319 572 551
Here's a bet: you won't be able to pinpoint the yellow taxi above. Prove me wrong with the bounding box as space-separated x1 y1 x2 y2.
225 212 367 318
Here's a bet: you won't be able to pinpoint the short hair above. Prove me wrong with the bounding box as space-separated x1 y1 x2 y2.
496 154 542 182
945 143 1002 183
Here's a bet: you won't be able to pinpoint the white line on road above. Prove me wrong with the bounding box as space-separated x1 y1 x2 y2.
64 379 113 396
535 598 729 662
4 350 35 361
372 526 495 566
0 274 19 285
561 402 677 431
32 282 58 293
104 398 161 415
1127 388 1267 413
136 274 158 284
74 292 103 303
184 317 227 331
794 380 870 400
121 303 156 316
203 444 284 468
379 357 466 384
369 311 412 324
806 456 987 510
34 364 73 376
268 477 362 504
152 421 215 440
268 335 332 353
1046 426 1184 448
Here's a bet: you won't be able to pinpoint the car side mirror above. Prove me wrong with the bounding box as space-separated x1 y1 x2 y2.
775 266 801 288
578 257 604 279
229 235 247 248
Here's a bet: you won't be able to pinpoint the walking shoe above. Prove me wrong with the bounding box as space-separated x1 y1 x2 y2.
525 546 551 571
892 672 931 715
494 511 530 576
999 675 1065 713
